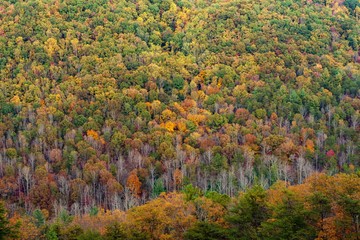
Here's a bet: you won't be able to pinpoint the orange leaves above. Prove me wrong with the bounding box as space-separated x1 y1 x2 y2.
86 129 105 145
193 197 226 224
244 133 257 145
206 85 220 95
173 169 183 189
276 138 298 161
86 129 99 140
294 173 360 239
182 98 197 111
11 214 41 240
316 216 339 240
305 139 315 153
235 108 250 122
126 170 142 198
72 209 126 235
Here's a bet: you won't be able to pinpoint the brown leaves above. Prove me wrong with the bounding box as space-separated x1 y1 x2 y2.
126 170 142 198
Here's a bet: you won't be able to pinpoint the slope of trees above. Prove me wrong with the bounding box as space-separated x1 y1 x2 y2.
6 173 360 239
0 0 359 237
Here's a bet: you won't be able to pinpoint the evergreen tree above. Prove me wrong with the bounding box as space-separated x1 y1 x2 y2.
184 222 229 240
260 191 316 240
226 186 269 239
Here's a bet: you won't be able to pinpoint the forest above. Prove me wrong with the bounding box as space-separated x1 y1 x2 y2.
0 0 359 239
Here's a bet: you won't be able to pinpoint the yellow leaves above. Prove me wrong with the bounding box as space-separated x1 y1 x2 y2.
127 193 196 240
44 38 60 57
232 84 249 99
158 109 179 132
10 95 21 105
217 78 222 87
173 102 186 117
70 38 79 48
322 89 333 97
160 121 176 132
177 120 187 132
165 121 176 132
161 109 176 122
187 113 207 125
137 16 144 24
296 76 311 88
145 101 152 110
197 90 206 100
151 100 162 113
356 7 360 19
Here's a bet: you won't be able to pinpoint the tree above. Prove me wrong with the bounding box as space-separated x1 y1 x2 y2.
226 185 269 239
152 178 165 198
0 202 20 240
260 191 316 240
183 184 203 202
104 222 127 240
184 222 229 240
32 209 45 227
126 170 142 198
77 230 103 240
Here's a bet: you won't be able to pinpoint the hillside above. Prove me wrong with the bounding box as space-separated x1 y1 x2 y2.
0 0 359 239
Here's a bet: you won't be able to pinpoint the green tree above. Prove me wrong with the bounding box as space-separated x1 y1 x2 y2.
260 191 316 240
183 184 203 201
184 222 229 240
226 186 269 239
152 178 165 198
33 209 45 227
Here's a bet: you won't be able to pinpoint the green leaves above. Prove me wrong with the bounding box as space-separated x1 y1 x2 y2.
184 222 230 240
183 184 203 202
226 185 269 239
260 191 316 240
33 209 45 228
